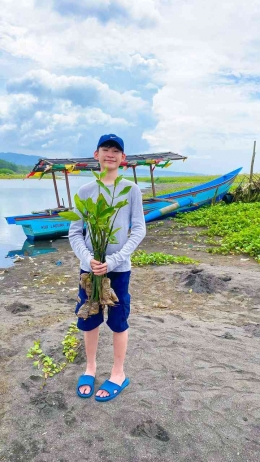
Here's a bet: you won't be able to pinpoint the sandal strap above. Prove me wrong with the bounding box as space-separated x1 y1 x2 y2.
98 380 121 394
77 374 95 390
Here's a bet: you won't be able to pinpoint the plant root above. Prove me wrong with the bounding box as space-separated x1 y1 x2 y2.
100 277 119 306
88 301 100 316
77 301 100 320
80 273 92 297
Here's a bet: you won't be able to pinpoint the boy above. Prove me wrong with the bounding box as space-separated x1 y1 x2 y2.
69 134 146 402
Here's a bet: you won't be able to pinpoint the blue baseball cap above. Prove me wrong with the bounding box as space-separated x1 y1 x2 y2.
97 134 124 151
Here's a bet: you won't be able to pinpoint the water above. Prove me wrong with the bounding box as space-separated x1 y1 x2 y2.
0 177 150 268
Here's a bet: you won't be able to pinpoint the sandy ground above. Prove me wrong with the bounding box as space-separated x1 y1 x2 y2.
0 219 260 462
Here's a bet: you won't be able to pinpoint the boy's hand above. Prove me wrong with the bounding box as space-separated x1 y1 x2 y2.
90 259 108 275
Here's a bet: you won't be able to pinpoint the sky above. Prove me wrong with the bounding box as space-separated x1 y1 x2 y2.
1 0 260 174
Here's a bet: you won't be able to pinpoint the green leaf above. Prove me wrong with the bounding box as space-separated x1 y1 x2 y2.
110 227 121 236
89 216 96 225
58 211 80 221
96 180 111 196
114 199 128 209
114 175 123 187
99 207 116 219
91 170 100 180
116 186 132 197
99 168 108 179
74 194 86 215
96 193 109 212
85 198 97 215
108 235 119 244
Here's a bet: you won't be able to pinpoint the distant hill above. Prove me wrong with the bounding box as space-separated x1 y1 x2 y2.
0 152 42 166
0 152 203 176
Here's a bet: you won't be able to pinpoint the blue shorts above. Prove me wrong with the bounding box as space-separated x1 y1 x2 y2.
75 269 131 333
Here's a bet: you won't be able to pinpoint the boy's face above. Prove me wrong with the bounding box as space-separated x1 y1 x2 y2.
94 143 126 171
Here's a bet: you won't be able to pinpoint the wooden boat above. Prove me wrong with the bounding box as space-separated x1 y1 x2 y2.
5 152 242 240
143 167 242 222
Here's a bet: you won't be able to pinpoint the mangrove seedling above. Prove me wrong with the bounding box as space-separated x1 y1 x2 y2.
58 169 132 319
26 322 80 383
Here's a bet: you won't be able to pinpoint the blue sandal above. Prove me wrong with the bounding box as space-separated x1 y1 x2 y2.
77 374 95 398
95 378 130 402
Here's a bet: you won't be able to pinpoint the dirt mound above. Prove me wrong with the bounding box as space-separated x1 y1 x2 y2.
5 302 31 314
180 268 232 294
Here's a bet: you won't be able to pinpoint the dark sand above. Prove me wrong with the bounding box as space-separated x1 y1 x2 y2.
0 220 260 462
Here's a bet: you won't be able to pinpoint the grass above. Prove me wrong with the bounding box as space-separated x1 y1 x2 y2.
0 173 28 179
174 202 260 262
126 175 219 184
0 173 59 180
131 250 198 266
138 174 244 199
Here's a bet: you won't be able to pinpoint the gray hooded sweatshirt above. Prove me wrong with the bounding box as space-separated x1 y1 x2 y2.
68 178 146 273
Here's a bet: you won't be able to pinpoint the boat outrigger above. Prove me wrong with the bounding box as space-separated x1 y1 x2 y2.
5 153 242 241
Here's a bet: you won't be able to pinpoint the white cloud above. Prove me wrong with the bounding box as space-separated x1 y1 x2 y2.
0 123 17 133
7 69 147 114
1 0 260 171
0 90 131 153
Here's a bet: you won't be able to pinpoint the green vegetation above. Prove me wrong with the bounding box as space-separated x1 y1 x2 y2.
0 168 15 175
127 175 219 184
0 159 32 173
26 322 80 384
0 159 33 179
143 184 191 198
131 250 198 266
0 174 28 179
139 174 243 199
0 159 19 172
61 323 81 363
174 202 260 262
232 174 260 203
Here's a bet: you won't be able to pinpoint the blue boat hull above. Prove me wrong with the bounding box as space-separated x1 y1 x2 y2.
143 167 242 222
5 212 71 241
5 167 242 239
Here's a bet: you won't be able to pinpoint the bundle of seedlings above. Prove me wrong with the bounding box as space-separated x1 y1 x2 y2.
232 174 260 203
59 169 131 319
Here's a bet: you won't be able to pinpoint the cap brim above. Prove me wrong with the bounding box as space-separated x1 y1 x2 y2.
98 140 123 151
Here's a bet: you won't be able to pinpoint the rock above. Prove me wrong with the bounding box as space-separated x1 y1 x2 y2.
221 275 232 282
219 332 235 340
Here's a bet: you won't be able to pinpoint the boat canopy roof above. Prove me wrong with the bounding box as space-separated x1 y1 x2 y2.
26 152 187 178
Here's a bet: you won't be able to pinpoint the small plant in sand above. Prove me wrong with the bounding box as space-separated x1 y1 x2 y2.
27 341 66 379
58 169 132 320
26 322 80 383
62 322 81 362
131 250 198 266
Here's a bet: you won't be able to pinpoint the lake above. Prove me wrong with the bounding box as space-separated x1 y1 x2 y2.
0 177 150 268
